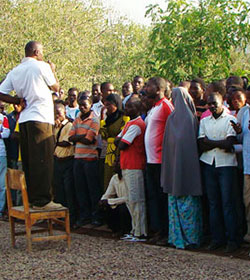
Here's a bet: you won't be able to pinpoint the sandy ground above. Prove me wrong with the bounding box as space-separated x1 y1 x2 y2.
0 221 250 280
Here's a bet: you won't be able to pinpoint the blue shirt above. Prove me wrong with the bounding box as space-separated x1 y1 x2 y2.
241 108 250 174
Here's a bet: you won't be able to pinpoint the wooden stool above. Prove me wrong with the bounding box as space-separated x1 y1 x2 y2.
5 168 71 252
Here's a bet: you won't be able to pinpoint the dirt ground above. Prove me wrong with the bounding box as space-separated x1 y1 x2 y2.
0 220 250 280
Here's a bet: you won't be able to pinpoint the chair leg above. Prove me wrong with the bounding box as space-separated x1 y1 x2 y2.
25 218 32 252
48 219 53 235
9 216 16 248
65 211 71 249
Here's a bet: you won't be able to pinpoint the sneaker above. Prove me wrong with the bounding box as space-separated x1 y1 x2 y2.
126 236 147 242
120 234 133 240
32 201 64 210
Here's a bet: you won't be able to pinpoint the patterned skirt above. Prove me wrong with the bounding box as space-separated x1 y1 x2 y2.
168 195 202 249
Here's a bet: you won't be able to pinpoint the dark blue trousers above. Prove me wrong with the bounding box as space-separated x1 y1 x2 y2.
54 157 76 224
202 162 238 244
74 159 101 222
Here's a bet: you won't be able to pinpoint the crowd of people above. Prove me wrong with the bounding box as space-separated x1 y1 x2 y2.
0 41 250 255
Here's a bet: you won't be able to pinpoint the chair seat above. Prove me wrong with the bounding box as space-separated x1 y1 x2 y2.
11 206 68 213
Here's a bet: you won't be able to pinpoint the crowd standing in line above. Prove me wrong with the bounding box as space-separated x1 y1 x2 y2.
0 41 250 254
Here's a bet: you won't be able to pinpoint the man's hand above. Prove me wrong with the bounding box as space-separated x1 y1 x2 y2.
19 98 26 111
48 60 56 73
54 118 61 128
99 199 109 208
230 120 242 134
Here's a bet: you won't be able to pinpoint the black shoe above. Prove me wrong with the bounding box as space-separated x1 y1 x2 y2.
156 236 168 246
91 220 103 227
224 242 239 253
75 219 91 228
207 242 224 251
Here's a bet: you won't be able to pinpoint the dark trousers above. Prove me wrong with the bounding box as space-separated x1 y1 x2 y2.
19 121 54 206
54 157 76 223
103 203 131 234
232 168 247 241
202 163 238 244
146 163 168 235
74 159 101 221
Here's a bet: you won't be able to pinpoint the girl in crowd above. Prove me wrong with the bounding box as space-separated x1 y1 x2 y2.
100 94 129 190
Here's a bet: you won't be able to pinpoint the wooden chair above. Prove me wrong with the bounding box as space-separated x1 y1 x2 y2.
5 168 71 252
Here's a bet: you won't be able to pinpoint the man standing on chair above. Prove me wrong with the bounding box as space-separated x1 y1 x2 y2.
0 41 63 210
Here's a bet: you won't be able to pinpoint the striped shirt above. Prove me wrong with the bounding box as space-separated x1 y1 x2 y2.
69 111 99 159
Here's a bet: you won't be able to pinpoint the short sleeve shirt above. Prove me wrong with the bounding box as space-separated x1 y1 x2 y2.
144 98 174 164
69 112 99 159
198 110 237 167
0 57 56 124
54 120 74 158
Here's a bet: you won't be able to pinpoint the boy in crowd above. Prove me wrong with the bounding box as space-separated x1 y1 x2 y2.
122 82 133 99
189 77 207 120
145 77 174 244
91 84 103 118
99 163 131 236
66 87 79 121
54 101 76 227
69 95 102 227
0 110 10 220
122 82 133 108
232 103 250 243
115 98 147 241
123 76 144 107
198 92 239 253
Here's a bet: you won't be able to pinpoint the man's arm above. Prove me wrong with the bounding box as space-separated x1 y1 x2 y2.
118 141 129 150
198 137 213 152
0 93 26 107
68 134 93 145
198 136 236 153
56 141 71 147
47 61 59 92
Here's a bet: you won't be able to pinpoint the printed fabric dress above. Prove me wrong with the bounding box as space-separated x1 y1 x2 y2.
168 195 202 249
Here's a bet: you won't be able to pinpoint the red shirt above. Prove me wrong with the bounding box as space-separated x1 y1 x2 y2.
119 116 146 170
144 98 174 164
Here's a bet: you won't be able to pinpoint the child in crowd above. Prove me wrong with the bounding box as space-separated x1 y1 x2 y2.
115 97 147 241
99 161 131 236
53 101 77 227
0 111 10 220
66 87 79 121
69 95 102 228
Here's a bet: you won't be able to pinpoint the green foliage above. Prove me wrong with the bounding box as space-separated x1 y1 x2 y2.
146 0 250 84
0 0 149 92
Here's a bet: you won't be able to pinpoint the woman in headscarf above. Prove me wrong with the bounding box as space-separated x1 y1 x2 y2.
161 87 203 249
100 94 129 191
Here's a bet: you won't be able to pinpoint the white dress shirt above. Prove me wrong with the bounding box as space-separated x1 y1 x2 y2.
198 110 237 167
0 57 56 124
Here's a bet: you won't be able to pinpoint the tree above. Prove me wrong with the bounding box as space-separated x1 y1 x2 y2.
0 0 150 92
146 0 250 83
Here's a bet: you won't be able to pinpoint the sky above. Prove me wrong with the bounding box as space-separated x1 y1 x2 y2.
103 0 168 25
